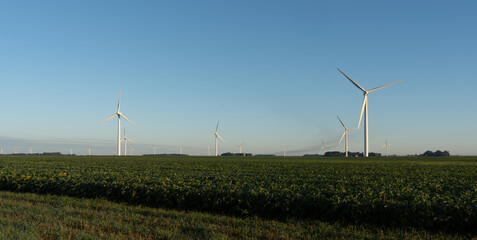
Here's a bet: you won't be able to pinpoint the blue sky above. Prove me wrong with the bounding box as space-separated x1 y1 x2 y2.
0 1 476 156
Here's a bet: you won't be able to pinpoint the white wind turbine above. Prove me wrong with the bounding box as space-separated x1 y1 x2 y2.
235 143 244 154
207 121 225 156
337 116 357 157
338 68 402 157
129 144 135 155
382 138 392 157
97 90 136 156
121 128 134 156
321 139 327 154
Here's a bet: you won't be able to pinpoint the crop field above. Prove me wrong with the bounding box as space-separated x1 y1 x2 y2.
0 155 476 235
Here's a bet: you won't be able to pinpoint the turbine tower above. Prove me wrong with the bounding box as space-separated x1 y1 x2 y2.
207 121 225 156
98 90 136 156
337 116 357 157
338 68 402 157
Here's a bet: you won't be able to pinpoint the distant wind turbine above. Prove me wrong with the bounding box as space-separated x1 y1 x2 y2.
97 89 136 156
338 68 402 157
337 116 357 157
382 139 392 157
321 139 327 154
207 145 211 156
129 144 135 155
121 128 134 156
207 121 225 156
283 144 286 157
235 143 244 154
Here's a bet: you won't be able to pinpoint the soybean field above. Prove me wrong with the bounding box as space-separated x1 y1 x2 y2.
0 155 476 234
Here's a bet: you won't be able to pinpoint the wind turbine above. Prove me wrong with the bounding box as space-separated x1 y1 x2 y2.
337 116 357 157
283 144 286 157
207 121 225 156
207 145 211 156
129 144 135 155
98 90 136 156
382 138 392 157
321 139 327 154
338 68 402 157
235 143 244 154
121 128 134 156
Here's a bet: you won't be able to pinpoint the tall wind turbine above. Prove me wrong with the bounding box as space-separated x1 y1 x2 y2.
338 68 402 157
98 90 136 156
337 116 356 157
122 128 134 156
207 121 225 156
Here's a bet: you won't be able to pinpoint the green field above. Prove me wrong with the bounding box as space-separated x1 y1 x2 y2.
0 190 464 239
0 155 476 237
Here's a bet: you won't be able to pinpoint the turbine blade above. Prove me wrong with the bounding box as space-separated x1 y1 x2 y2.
217 134 226 143
97 114 117 124
206 134 215 138
368 80 403 93
337 68 366 92
216 121 219 132
117 89 121 112
119 113 136 126
357 95 367 129
127 137 134 143
337 116 346 129
339 131 346 144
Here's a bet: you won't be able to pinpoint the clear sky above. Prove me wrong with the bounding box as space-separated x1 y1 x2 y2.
0 1 476 156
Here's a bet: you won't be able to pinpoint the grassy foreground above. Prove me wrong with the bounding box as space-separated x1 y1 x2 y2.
0 190 468 240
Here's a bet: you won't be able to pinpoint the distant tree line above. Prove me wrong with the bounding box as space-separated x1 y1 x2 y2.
422 150 450 157
143 154 189 157
220 152 252 157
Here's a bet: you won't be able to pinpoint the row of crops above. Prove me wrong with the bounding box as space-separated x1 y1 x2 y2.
0 155 476 234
